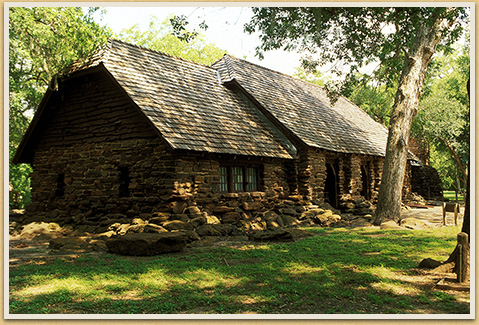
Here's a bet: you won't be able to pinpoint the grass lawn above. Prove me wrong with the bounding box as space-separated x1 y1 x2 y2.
9 226 470 315
443 190 464 203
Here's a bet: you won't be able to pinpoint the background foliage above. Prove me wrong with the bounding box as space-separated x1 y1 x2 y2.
9 7 111 208
117 15 226 66
9 9 225 209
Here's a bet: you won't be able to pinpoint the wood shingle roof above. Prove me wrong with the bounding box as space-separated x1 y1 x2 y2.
103 40 297 159
15 39 401 164
213 55 389 157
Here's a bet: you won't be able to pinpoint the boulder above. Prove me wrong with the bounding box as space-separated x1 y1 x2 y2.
221 212 242 224
280 214 296 227
400 217 428 230
143 224 168 233
190 216 207 228
116 224 131 235
49 236 89 251
196 224 222 237
106 232 188 256
248 229 296 242
184 206 201 216
20 222 63 240
242 201 263 211
127 224 145 233
169 214 190 222
181 230 201 242
350 218 372 229
262 211 280 220
149 215 169 225
418 258 442 269
213 206 235 214
205 214 221 225
380 221 405 230
280 208 297 216
162 220 193 231
196 224 235 237
311 210 340 226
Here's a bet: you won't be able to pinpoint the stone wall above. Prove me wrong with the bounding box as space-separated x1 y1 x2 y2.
28 135 296 227
293 148 384 214
29 138 175 223
410 165 443 200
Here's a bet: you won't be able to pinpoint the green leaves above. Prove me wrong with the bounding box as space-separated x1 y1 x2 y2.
412 46 469 190
8 7 111 208
246 7 468 97
117 15 226 66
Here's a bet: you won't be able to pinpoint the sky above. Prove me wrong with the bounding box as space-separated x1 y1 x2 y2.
93 5 304 76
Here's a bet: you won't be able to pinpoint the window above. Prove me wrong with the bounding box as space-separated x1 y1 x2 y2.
246 167 258 191
232 167 244 191
219 167 228 192
219 165 261 192
119 166 130 197
55 173 65 197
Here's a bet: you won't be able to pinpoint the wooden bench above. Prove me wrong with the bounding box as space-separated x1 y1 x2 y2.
442 202 460 226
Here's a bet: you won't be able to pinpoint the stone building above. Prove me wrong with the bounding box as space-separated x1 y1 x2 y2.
13 40 419 227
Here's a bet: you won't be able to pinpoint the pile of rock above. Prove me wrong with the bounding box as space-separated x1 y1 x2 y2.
403 192 427 206
339 197 375 215
90 200 344 242
11 199 350 256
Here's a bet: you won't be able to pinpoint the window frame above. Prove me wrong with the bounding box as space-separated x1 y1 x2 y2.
219 164 262 193
55 173 66 197
119 166 131 198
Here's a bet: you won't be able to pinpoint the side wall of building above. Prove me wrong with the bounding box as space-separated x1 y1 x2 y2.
27 70 296 226
295 147 385 214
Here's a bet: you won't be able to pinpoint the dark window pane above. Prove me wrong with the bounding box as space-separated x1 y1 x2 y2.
219 166 228 192
56 173 65 197
232 167 244 191
119 166 130 197
247 167 257 191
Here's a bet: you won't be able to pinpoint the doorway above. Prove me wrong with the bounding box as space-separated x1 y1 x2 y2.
360 164 371 200
324 162 339 208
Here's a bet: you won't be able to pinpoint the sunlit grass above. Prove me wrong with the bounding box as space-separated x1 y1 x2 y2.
9 226 469 315
443 190 464 202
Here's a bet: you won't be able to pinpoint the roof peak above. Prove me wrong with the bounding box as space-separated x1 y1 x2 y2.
108 38 224 71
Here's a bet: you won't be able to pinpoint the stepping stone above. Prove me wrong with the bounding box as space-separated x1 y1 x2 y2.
106 232 187 256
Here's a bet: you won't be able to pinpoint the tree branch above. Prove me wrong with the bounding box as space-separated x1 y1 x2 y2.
439 136 467 182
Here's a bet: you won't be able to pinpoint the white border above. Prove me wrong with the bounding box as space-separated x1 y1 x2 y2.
4 2 476 320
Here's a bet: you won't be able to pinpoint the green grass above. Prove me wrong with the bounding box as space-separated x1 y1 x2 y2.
9 226 470 315
443 190 464 202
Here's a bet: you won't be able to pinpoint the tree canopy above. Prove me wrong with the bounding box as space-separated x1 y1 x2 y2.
246 7 467 97
412 42 470 191
246 7 469 224
116 15 226 66
9 7 111 208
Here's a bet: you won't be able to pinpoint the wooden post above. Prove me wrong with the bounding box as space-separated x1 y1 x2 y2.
456 232 469 283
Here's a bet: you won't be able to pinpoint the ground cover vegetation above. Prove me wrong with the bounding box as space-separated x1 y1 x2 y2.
9 227 469 315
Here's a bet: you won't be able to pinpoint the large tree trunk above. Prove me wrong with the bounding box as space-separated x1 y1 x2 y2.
373 17 452 225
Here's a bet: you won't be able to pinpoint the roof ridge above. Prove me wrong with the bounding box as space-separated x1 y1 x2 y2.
225 54 382 123
108 38 223 71
224 54 311 85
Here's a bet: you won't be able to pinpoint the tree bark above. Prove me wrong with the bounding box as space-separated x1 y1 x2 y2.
373 17 452 225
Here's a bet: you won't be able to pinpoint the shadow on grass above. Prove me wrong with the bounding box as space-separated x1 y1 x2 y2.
9 228 470 315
